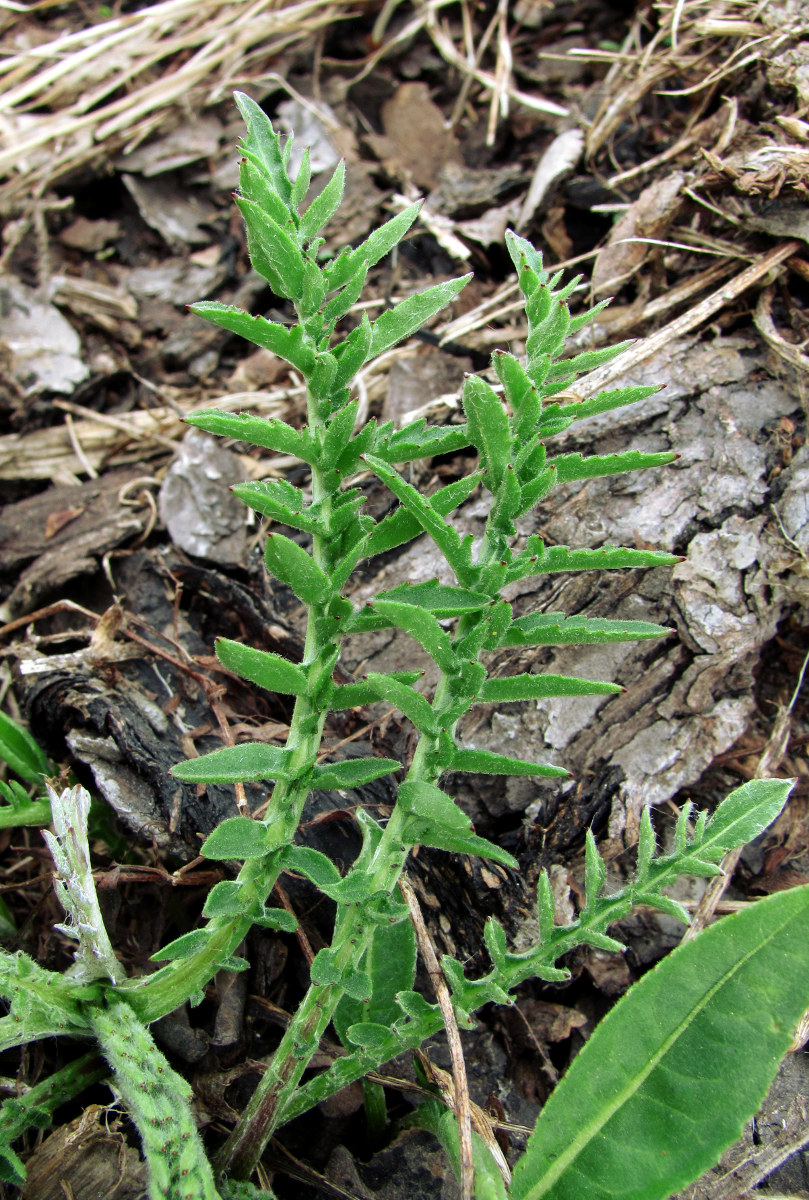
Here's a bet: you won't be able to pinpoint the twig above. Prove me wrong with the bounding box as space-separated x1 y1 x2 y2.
400 874 474 1200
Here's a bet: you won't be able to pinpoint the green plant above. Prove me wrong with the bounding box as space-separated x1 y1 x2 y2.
0 709 52 828
1 94 807 1200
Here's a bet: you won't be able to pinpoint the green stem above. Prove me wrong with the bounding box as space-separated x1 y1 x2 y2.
118 394 337 1025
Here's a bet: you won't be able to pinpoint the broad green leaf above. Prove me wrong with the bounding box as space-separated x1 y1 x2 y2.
364 673 438 735
550 450 676 483
416 1096 509 1200
299 159 345 241
343 1021 394 1052
502 614 673 647
236 196 305 301
479 673 621 702
215 638 308 695
331 672 422 708
0 711 50 784
201 818 283 861
334 915 417 1044
171 743 292 784
325 202 422 291
368 275 471 360
462 375 512 488
184 410 316 462
151 929 211 962
510 884 809 1200
188 304 316 374
372 599 455 673
450 748 568 778
311 757 400 790
265 532 332 605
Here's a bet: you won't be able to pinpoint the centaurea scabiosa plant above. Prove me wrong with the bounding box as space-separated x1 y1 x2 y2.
1 94 808 1200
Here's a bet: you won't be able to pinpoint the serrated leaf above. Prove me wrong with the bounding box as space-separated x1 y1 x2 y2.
322 400 359 470
377 582 490 619
171 743 292 785
502 614 673 647
372 600 455 673
362 473 483 558
550 450 677 483
635 807 655 883
232 481 320 533
215 638 308 696
234 92 293 206
190 304 318 374
0 711 50 784
364 673 438 735
544 340 633 381
368 275 471 359
479 673 621 702
407 821 518 869
300 159 345 241
462 375 512 488
332 314 373 391
375 419 473 464
331 673 423 708
555 384 660 423
151 929 211 962
322 260 368 328
311 757 400 790
584 830 606 908
264 532 332 604
450 749 568 779
510 885 809 1200
701 779 794 854
184 410 316 462
236 196 304 301
508 544 679 583
200 817 281 860
325 202 422 291
493 350 541 443
362 455 469 581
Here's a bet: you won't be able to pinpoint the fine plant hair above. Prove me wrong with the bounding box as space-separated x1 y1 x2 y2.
1 94 808 1200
